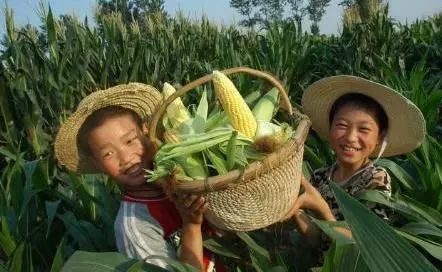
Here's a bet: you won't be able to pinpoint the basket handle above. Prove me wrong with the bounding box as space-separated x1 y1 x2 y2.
149 67 296 145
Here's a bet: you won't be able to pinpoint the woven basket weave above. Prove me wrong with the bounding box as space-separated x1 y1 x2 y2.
149 67 310 231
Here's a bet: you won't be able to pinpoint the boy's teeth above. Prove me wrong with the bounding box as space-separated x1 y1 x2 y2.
343 146 358 151
126 165 141 175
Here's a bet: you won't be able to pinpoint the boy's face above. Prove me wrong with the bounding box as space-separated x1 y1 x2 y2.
328 105 382 170
87 114 154 187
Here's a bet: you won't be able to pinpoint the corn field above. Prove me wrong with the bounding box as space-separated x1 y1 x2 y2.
0 5 441 271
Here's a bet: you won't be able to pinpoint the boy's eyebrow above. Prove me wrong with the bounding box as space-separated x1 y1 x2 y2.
93 129 138 151
120 129 138 139
334 117 375 125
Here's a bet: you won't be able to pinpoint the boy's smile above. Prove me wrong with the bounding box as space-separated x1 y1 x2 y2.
329 105 381 172
87 114 154 187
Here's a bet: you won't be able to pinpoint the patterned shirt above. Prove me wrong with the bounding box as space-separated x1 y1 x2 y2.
310 162 392 221
309 162 393 264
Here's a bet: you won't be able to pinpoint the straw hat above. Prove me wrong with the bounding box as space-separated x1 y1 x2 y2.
301 75 426 157
54 83 163 173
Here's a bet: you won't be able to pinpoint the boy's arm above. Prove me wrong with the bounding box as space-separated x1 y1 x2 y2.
285 177 352 242
174 194 208 271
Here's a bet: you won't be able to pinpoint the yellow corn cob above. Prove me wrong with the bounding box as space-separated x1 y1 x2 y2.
163 82 190 129
212 71 257 138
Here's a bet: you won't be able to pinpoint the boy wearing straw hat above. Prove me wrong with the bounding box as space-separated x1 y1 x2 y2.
54 83 218 271
286 76 425 251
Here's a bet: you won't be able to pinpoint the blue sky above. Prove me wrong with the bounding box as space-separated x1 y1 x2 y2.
1 0 441 35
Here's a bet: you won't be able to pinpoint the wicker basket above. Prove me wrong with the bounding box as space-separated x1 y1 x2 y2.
149 67 311 231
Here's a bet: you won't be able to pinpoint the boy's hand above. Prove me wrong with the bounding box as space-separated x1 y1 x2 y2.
283 177 335 221
174 194 208 226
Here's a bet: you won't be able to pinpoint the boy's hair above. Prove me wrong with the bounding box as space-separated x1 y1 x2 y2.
329 93 389 133
78 106 143 156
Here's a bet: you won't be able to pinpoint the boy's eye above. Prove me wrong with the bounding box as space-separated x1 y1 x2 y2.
359 127 371 133
127 137 137 144
103 151 114 159
335 123 347 128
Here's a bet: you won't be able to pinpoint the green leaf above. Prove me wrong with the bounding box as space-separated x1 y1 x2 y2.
204 148 228 175
46 7 56 45
203 238 242 259
9 242 24 272
226 131 238 171
322 243 369 272
396 230 442 261
191 91 208 134
61 251 167 272
0 195 16 257
57 212 95 251
399 194 442 227
45 200 61 238
50 236 67 272
311 219 354 247
400 222 442 238
144 256 198 272
331 183 438 272
356 190 442 226
376 158 416 190
236 232 272 271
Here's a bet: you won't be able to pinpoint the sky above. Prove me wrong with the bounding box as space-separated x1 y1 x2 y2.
0 0 441 35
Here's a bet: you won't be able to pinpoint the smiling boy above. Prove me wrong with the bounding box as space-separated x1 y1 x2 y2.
54 83 215 271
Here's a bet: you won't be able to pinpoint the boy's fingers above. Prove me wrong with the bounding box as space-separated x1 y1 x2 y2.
194 201 209 215
301 177 313 189
292 194 305 212
189 197 206 214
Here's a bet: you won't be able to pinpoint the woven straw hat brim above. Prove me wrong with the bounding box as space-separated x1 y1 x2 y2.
54 83 163 173
301 75 426 157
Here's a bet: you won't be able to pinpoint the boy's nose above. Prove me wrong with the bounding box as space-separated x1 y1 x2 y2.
119 152 134 167
346 128 358 142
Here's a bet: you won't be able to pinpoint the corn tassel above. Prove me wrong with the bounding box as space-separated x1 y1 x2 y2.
212 71 257 139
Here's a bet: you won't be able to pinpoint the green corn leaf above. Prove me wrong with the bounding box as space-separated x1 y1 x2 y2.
45 200 61 238
9 242 25 272
204 148 228 175
331 183 438 272
50 236 67 272
376 158 416 191
400 222 442 238
398 194 442 227
191 91 208 134
311 219 354 247
226 131 238 171
356 190 442 226
244 89 262 107
203 238 242 259
322 243 369 272
396 229 442 261
236 232 272 272
61 251 167 272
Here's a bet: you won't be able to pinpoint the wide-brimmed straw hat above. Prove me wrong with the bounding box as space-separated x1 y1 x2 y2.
54 83 163 173
301 75 426 157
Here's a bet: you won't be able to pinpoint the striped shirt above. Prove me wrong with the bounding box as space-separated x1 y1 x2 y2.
114 194 217 271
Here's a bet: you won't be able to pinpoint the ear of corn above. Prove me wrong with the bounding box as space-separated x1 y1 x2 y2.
160 83 207 180
252 87 279 122
162 82 191 129
212 71 257 139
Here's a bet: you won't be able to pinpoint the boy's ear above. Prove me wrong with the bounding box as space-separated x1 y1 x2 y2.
91 157 104 172
377 130 387 145
142 123 149 135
